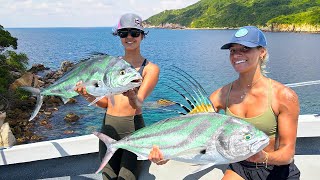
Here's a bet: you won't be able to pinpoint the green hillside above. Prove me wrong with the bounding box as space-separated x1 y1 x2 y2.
145 0 320 30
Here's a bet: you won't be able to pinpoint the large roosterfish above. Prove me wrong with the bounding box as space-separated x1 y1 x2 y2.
94 67 269 174
21 53 142 121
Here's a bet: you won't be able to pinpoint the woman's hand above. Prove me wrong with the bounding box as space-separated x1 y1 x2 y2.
246 150 268 163
74 81 95 102
74 81 88 96
148 145 169 165
123 88 142 108
123 88 138 99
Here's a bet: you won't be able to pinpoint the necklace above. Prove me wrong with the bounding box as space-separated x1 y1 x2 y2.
239 76 263 99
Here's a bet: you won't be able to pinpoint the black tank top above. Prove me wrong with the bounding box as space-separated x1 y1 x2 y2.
138 59 147 76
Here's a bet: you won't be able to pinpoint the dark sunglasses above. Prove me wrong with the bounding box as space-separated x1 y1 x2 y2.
117 28 142 38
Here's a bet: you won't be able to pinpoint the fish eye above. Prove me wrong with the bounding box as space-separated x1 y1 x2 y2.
94 82 99 87
244 134 252 140
119 69 126 75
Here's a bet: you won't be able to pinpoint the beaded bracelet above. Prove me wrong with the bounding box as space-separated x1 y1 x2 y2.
256 151 268 169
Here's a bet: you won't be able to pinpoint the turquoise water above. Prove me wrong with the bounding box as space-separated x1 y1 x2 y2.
7 28 320 141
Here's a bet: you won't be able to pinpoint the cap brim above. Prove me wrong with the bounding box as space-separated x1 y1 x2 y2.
117 26 144 31
220 41 260 49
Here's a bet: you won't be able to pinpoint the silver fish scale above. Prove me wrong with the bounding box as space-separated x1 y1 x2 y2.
41 55 117 98
23 53 143 121
113 113 229 158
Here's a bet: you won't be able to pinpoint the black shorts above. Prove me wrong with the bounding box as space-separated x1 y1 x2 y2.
99 114 145 180
227 160 300 180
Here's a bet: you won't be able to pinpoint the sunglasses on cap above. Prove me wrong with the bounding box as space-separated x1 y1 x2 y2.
117 28 143 38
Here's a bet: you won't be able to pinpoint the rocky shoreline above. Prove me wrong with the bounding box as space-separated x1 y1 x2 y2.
2 61 82 145
144 23 320 33
2 61 175 146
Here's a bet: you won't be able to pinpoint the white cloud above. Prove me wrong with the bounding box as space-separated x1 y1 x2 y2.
0 0 199 27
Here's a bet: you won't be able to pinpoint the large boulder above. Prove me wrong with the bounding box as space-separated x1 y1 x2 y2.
9 72 44 91
0 112 17 148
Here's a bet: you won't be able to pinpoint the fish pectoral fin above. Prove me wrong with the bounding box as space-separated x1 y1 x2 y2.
88 96 104 106
192 163 215 174
137 155 148 161
61 97 70 104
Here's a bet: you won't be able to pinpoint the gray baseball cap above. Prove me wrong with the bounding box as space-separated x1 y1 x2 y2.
116 13 144 31
221 26 267 49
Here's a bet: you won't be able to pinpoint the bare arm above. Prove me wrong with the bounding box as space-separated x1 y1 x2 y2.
124 62 160 108
248 86 299 165
269 86 299 165
209 87 225 113
137 62 160 102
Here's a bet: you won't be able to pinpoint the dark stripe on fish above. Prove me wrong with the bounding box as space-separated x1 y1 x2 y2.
126 116 195 142
159 118 212 149
128 117 212 152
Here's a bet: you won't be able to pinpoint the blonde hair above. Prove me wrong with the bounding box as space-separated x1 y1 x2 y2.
260 47 269 76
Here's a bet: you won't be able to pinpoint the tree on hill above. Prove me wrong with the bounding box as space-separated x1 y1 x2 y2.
0 25 18 51
145 0 320 31
0 25 28 94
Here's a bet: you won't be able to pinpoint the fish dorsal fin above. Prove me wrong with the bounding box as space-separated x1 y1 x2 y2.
161 66 216 115
53 53 109 85
188 103 215 114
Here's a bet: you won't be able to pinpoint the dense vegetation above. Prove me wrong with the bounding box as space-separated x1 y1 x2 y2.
0 25 28 94
145 0 320 28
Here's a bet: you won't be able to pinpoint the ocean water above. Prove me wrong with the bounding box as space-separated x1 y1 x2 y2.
6 27 320 141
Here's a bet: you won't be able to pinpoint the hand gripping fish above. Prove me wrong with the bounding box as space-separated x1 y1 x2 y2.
94 67 269 174
21 53 142 121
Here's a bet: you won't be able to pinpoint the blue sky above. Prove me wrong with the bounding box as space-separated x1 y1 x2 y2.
0 0 199 28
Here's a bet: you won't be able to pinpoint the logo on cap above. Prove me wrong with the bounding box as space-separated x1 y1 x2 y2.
134 18 142 27
235 28 248 38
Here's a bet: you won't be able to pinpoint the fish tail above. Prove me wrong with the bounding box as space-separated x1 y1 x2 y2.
93 131 118 174
20 87 43 121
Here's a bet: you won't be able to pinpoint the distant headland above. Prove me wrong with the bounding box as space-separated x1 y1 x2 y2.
143 0 320 34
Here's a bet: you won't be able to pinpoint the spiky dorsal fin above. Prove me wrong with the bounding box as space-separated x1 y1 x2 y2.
188 104 215 114
161 66 215 115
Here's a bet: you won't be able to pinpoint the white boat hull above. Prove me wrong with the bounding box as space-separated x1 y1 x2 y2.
0 114 319 179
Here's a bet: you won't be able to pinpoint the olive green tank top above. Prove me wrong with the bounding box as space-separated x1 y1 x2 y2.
226 78 277 138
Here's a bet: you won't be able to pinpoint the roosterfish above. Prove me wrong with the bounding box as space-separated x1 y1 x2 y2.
21 53 142 121
94 67 269 174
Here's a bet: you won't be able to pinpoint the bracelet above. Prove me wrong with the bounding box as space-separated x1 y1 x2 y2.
85 95 94 103
256 151 268 169
85 96 91 101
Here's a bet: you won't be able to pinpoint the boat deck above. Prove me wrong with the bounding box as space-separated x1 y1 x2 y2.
1 114 319 180
1 152 320 180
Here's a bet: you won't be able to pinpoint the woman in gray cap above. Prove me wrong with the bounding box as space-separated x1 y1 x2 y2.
76 13 159 180
149 26 300 180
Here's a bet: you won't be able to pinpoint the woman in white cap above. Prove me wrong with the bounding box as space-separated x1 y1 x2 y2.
149 26 300 180
76 13 159 180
